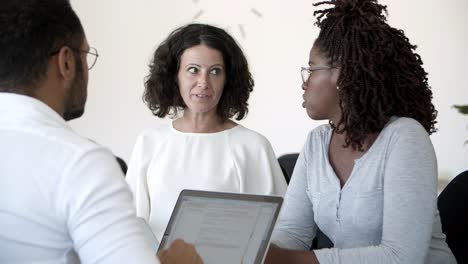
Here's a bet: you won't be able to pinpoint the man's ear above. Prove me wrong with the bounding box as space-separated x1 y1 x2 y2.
56 46 76 81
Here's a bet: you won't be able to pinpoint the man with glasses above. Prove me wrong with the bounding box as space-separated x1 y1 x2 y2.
0 1 201 263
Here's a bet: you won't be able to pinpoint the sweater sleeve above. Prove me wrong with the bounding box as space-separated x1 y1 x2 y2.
271 133 317 250
315 119 438 264
126 131 152 221
58 147 158 264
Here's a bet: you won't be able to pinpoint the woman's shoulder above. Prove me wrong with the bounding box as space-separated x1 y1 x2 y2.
383 116 429 136
375 117 433 157
305 123 332 143
228 125 273 148
134 124 172 147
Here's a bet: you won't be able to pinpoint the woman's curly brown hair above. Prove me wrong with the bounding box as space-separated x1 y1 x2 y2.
313 0 437 150
143 23 254 120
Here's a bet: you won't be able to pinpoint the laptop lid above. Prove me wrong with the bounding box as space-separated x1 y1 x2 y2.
136 217 159 252
158 189 283 264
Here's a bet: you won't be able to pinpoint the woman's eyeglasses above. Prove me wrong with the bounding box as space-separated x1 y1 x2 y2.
300 66 334 83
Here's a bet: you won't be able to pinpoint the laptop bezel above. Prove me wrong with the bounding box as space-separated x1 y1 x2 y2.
157 189 283 263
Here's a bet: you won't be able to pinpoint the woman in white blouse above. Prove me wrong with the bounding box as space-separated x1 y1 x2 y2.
126 23 287 242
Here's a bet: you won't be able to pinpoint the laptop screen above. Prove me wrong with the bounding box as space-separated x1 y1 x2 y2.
158 190 283 264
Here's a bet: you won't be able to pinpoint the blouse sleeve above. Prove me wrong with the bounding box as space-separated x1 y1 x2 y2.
126 131 152 221
315 119 440 264
230 129 287 196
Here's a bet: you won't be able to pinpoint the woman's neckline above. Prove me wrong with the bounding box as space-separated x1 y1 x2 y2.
171 121 241 136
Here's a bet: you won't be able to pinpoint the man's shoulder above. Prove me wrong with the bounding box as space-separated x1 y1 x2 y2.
47 127 103 153
35 127 116 172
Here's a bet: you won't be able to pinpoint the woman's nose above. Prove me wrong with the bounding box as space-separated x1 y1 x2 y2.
197 73 209 88
302 82 308 91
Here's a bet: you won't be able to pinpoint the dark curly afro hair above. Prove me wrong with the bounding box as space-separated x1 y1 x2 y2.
313 0 437 150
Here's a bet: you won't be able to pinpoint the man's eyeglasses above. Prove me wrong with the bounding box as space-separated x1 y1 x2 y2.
301 66 333 83
81 47 99 70
50 46 99 70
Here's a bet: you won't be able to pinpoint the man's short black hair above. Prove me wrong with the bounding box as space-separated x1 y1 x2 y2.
0 0 84 93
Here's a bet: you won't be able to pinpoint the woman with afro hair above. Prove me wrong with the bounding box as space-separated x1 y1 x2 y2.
126 24 287 243
267 0 456 263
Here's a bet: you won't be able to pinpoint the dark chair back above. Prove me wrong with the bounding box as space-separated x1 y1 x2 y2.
278 153 300 184
438 170 468 263
115 156 128 175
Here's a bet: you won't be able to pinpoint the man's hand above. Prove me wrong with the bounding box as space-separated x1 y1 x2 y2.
158 239 203 264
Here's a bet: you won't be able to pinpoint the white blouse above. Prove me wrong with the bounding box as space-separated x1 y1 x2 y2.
126 123 287 241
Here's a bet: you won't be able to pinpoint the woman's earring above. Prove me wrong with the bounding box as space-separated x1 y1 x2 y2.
336 85 340 90
329 120 336 129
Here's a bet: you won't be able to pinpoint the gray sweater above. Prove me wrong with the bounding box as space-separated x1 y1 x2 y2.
272 117 456 263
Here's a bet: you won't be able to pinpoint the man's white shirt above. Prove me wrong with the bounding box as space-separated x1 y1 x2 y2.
0 93 158 264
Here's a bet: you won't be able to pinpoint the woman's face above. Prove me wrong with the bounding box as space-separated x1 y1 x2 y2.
177 44 226 116
301 46 341 121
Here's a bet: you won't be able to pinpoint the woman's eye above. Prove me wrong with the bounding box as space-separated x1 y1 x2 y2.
188 67 198 74
210 68 222 75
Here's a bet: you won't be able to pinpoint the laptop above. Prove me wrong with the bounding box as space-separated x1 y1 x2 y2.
157 189 283 264
137 217 159 252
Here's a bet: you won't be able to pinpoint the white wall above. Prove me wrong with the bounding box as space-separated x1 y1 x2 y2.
70 0 468 180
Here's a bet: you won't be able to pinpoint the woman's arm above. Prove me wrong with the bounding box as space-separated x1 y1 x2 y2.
229 129 287 195
265 244 319 264
126 131 152 220
270 133 318 251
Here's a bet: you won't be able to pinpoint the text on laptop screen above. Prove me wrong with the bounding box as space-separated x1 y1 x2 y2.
160 195 280 264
